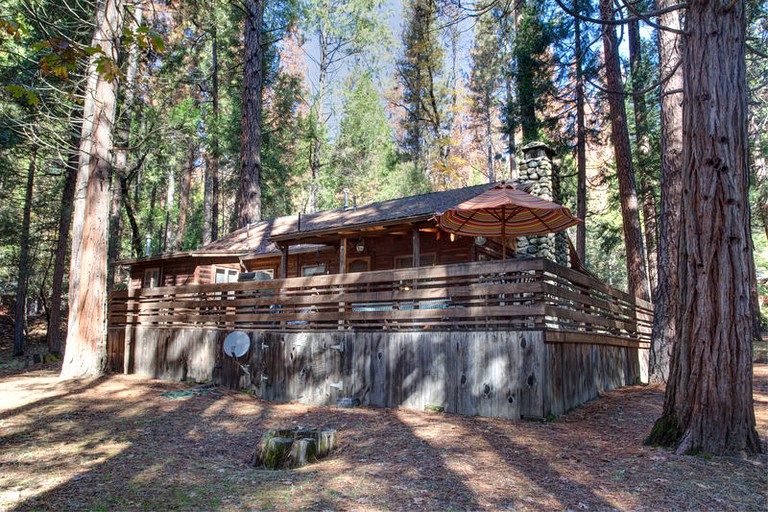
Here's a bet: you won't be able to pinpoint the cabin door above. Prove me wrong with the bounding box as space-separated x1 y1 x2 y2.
346 256 370 273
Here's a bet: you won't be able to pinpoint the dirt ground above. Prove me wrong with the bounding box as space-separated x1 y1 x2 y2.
0 318 766 511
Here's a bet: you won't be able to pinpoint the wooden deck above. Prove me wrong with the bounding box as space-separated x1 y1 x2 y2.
109 258 652 342
107 259 652 419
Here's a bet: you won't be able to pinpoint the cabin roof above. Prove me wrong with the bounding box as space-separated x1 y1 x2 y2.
120 181 527 265
271 182 496 242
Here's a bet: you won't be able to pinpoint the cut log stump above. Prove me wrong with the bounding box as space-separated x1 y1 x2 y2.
252 428 336 469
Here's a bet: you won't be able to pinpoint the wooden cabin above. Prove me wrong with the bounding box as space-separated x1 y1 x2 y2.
121 182 520 289
109 144 651 421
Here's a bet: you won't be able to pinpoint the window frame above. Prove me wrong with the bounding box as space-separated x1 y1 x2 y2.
301 263 327 277
143 267 161 288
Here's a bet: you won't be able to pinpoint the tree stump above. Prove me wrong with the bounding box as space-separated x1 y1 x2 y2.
252 428 336 469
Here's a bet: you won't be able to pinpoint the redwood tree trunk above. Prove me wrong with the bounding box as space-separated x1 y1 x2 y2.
648 0 683 383
61 0 125 379
239 0 263 224
47 136 78 356
574 0 587 264
13 145 36 356
599 0 649 301
628 18 658 294
647 0 761 455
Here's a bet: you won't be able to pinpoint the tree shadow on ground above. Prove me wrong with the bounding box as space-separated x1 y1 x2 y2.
3 375 485 511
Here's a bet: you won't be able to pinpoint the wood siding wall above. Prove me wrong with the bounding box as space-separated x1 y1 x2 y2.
128 232 478 288
112 327 644 419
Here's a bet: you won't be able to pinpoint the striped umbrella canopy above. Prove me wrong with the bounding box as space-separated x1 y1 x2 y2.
436 182 580 259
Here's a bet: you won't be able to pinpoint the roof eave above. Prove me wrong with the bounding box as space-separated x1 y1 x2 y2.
270 214 434 243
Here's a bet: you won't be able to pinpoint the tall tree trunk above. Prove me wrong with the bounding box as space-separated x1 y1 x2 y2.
203 27 221 243
13 145 37 356
505 79 517 179
308 30 328 214
122 176 143 256
47 135 79 356
628 18 658 293
62 0 125 379
574 0 587 264
107 0 143 291
648 0 683 383
239 0 263 224
647 0 761 455
599 0 649 301
486 100 494 183
176 145 194 250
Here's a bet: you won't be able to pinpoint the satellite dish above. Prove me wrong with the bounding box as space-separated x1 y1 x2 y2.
223 331 251 358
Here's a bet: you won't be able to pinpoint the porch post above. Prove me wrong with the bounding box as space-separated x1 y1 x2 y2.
279 244 288 278
339 237 347 273
338 238 347 329
412 227 420 267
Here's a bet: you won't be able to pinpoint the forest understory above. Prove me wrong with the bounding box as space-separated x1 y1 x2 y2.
0 314 766 511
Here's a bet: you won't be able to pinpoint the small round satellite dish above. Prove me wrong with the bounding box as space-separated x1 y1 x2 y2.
223 331 251 358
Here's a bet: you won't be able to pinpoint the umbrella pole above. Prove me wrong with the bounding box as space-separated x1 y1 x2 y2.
501 206 506 260
502 234 506 259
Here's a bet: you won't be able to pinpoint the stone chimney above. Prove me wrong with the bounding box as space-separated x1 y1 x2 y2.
515 141 569 266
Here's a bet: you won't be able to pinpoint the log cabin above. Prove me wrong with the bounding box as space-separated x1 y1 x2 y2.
120 181 535 290
109 142 652 420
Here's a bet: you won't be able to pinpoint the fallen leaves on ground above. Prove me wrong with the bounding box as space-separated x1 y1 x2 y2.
0 320 766 511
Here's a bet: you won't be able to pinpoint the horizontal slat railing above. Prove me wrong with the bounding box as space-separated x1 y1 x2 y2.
109 258 652 346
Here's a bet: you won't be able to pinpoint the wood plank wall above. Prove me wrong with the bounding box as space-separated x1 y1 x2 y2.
112 327 643 420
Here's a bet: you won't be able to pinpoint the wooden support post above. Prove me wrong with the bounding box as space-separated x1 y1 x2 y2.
412 227 420 268
123 287 136 374
339 238 347 327
280 244 288 278
412 227 420 292
339 238 347 273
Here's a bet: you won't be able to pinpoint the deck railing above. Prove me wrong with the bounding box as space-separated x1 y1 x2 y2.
109 258 652 347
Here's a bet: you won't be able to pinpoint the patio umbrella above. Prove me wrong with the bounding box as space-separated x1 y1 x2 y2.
436 182 580 259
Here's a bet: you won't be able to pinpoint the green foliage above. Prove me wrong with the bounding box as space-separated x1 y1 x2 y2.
513 4 558 143
327 71 399 205
397 0 447 181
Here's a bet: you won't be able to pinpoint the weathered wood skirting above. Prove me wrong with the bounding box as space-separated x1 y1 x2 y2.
112 327 644 420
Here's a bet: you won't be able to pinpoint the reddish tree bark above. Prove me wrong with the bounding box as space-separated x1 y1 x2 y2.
628 18 658 294
239 0 264 225
648 0 683 383
574 0 587 264
599 0 649 301
61 0 125 379
647 0 761 455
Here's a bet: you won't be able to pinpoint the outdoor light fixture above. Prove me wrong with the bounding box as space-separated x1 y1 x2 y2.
355 238 365 253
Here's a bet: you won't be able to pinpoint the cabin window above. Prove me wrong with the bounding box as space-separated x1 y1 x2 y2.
302 264 326 277
394 253 436 269
143 268 161 288
213 267 239 283
240 269 274 281
346 257 370 273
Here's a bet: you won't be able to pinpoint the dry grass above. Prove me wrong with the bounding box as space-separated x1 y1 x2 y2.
0 320 766 511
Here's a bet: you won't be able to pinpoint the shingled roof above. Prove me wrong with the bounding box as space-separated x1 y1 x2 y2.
121 182 527 264
272 181 529 242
